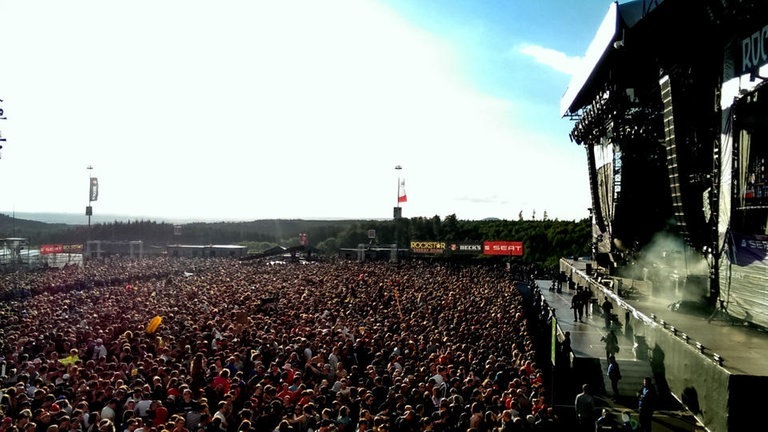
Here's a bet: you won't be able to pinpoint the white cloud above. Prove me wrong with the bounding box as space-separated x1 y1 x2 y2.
517 43 583 75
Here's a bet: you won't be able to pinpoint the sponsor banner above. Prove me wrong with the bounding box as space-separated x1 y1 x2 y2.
41 244 63 255
551 317 558 366
483 240 524 256
89 177 99 202
737 23 768 76
41 244 84 255
447 242 483 254
62 244 84 253
729 232 768 267
410 241 446 254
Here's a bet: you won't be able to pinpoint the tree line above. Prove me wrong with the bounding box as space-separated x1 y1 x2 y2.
1 213 590 271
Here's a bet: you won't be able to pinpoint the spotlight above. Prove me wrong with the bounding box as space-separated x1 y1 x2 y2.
713 354 723 366
681 333 689 342
696 342 705 353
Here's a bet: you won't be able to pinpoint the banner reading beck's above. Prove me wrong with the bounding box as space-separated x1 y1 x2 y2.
483 240 524 256
410 241 446 254
448 242 483 254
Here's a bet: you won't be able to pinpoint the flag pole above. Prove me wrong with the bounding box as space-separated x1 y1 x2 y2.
85 165 93 285
394 165 402 263
395 165 402 208
87 165 93 229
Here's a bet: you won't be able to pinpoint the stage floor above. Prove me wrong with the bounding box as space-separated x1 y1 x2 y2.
535 260 768 431
540 261 768 378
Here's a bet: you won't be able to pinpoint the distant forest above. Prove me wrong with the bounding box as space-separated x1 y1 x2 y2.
0 213 590 269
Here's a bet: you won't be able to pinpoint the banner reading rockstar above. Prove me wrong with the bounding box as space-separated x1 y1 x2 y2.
89 177 99 202
410 241 446 254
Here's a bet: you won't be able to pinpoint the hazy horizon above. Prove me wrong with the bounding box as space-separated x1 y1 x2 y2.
1 210 576 226
0 211 382 225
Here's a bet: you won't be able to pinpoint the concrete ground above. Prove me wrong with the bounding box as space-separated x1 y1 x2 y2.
529 257 768 431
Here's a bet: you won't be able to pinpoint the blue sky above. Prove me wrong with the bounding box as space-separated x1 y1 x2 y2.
0 0 613 223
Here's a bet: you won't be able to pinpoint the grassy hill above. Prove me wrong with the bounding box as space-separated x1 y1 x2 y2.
0 213 72 240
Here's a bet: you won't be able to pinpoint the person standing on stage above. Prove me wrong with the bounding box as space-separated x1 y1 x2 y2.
572 288 584 322
560 331 573 369
601 329 619 360
574 384 595 432
637 376 657 432
601 296 615 328
607 355 622 400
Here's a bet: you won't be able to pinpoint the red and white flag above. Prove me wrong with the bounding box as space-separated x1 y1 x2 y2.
398 179 407 203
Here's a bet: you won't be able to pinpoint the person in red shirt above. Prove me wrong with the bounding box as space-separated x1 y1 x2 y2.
275 383 294 404
211 370 231 396
281 363 295 385
151 400 168 428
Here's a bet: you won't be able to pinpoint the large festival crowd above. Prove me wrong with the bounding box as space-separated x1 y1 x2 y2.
0 257 559 432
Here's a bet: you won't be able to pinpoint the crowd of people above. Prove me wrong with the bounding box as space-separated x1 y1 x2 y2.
0 256 560 432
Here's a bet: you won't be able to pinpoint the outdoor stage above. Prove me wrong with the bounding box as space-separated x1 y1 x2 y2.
541 259 768 432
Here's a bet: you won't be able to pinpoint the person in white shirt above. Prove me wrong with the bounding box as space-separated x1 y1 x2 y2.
92 339 108 360
100 399 119 423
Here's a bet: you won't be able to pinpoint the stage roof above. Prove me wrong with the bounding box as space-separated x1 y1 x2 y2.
560 0 660 117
